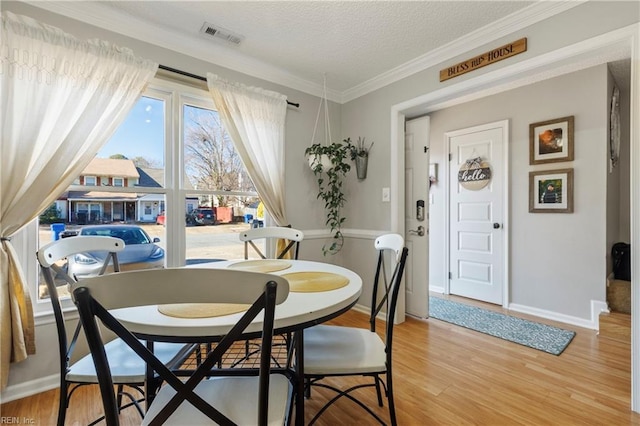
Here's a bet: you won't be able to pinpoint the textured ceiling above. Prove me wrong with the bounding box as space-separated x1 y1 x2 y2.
98 1 532 91
36 0 537 96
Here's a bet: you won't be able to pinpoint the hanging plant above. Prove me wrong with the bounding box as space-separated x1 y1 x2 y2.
305 140 351 255
345 136 374 179
345 136 374 161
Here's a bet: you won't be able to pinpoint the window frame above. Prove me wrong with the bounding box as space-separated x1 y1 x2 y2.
20 76 259 318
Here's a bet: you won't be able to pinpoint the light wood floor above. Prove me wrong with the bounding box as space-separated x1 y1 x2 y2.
2 296 639 425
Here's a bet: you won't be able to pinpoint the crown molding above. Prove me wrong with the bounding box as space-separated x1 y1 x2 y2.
23 1 342 102
23 0 583 104
341 0 585 103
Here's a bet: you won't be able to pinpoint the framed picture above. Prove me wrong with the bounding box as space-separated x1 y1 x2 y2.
529 116 574 165
529 168 574 213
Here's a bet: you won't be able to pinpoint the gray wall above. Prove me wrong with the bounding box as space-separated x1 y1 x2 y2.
427 65 610 319
338 0 640 232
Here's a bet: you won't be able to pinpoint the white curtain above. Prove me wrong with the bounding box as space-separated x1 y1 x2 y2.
0 11 158 389
206 73 289 227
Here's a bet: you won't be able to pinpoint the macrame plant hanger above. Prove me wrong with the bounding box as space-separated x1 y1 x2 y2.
308 74 333 171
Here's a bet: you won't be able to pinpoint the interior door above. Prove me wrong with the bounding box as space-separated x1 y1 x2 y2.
405 116 430 317
447 121 506 305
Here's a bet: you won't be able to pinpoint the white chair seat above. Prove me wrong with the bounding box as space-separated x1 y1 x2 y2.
68 339 188 384
303 324 386 375
143 375 292 426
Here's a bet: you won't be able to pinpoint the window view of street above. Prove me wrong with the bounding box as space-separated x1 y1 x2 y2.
36 85 265 301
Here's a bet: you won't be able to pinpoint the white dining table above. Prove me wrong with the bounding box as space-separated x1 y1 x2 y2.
110 259 362 337
108 259 363 425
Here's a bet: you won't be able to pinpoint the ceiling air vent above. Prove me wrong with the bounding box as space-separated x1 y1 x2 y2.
200 22 244 45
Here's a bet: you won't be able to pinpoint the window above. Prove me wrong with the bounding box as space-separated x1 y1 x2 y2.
22 77 260 315
181 98 260 264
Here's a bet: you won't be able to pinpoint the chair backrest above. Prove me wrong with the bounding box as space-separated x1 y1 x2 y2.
370 234 409 354
36 236 125 379
71 268 290 425
239 226 304 260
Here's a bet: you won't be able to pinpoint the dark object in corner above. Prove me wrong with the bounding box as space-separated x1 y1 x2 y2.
612 242 631 281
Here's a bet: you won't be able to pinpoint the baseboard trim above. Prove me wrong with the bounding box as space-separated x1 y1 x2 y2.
429 285 446 294
509 301 603 330
0 374 59 404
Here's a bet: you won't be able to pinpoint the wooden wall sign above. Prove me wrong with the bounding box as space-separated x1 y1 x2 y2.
458 157 491 191
440 38 527 82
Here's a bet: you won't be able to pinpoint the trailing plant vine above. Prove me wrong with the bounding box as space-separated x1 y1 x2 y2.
305 140 351 255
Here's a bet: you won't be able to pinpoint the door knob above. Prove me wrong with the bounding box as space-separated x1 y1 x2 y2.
409 225 426 237
493 223 501 229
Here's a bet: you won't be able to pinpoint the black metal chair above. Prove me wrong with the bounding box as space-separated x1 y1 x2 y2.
302 234 409 425
71 268 293 425
37 236 195 425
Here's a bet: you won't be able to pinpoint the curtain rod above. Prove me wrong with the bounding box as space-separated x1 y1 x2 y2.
158 65 300 108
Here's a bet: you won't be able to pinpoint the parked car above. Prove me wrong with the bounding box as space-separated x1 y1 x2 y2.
67 224 164 279
186 208 216 226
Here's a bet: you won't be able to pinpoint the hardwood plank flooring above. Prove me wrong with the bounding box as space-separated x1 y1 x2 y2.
2 296 639 425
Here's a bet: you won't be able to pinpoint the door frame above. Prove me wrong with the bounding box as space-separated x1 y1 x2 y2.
389 25 639 410
444 120 510 307
404 116 431 318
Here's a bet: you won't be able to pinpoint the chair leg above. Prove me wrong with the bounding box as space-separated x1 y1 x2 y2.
56 379 68 426
304 377 311 398
374 376 384 406
386 371 397 426
116 384 124 413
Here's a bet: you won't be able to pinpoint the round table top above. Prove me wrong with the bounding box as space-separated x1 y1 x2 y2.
109 259 362 340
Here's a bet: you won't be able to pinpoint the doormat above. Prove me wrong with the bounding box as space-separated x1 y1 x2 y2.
429 297 575 355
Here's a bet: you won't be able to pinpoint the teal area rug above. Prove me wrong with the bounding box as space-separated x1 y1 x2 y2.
429 297 576 355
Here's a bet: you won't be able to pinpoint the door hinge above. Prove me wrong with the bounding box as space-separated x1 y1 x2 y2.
448 272 452 279
448 153 452 161
424 146 429 153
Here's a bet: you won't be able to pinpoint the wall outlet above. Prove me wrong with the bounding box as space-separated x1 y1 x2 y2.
382 187 390 202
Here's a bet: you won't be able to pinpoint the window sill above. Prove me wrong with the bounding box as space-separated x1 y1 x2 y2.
33 305 78 327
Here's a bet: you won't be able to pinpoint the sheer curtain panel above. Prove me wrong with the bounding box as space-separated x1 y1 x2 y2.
0 11 158 389
206 74 289 227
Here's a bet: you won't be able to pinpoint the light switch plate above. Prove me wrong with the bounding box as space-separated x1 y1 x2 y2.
382 187 390 202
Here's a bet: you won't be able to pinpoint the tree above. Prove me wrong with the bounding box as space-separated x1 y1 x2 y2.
39 204 62 224
109 153 128 160
183 106 255 207
130 156 161 168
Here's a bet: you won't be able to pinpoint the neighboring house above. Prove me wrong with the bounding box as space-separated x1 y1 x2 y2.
57 158 198 223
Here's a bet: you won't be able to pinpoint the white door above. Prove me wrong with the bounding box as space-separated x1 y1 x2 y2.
405 116 430 317
447 121 507 305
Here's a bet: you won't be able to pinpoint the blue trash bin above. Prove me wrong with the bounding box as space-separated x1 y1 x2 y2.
244 214 253 223
51 223 66 241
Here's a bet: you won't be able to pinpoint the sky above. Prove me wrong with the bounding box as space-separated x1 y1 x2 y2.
98 96 165 166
